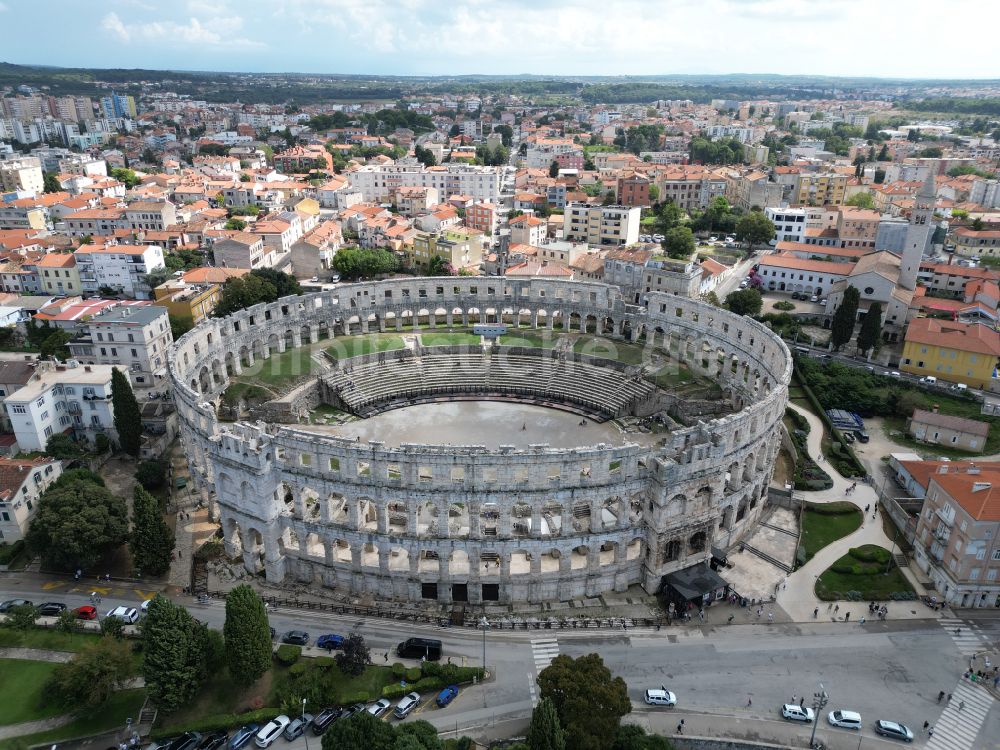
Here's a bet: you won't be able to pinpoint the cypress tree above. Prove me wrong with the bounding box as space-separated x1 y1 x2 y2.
830 286 860 351
856 302 884 357
528 697 566 750
223 584 273 686
141 596 208 712
111 368 142 456
130 485 174 576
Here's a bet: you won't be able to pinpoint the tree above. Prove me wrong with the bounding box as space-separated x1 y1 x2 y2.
395 722 441 750
662 226 695 259
426 255 452 276
972 217 985 231
25 473 128 570
537 654 630 750
223 584 273 686
43 172 61 193
611 725 672 750
110 168 140 189
321 712 396 750
46 636 134 709
724 288 763 316
131 485 174 576
4 603 38 630
448 124 461 137
332 247 400 280
527 697 566 750
735 212 775 251
40 329 71 360
845 192 875 209
877 144 890 161
100 614 125 640
225 218 247 231
214 274 278 317
549 160 560 178
413 145 437 167
647 184 660 203
141 595 209 712
251 268 302 299
56 608 79 634
170 314 194 339
112 368 142 457
856 302 883 357
336 633 372 676
830 286 861 351
45 433 81 460
135 459 166 490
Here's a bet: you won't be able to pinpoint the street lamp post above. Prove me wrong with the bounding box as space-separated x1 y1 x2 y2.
301 698 309 750
809 683 828 750
479 616 490 678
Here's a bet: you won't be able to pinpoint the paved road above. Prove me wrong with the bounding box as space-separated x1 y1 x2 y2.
3 577 998 749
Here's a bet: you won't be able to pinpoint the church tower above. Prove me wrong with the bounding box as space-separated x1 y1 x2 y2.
898 171 936 291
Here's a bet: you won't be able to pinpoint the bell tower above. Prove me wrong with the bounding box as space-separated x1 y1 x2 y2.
898 171 935 291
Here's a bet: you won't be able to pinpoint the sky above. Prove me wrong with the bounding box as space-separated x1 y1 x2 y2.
2 0 999 79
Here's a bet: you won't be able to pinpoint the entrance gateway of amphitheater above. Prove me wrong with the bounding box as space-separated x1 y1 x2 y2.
169 278 791 606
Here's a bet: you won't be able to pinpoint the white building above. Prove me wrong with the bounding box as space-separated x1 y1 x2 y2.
765 207 808 244
563 204 642 247
0 157 44 195
347 163 502 204
4 362 123 452
0 457 62 542
74 244 166 300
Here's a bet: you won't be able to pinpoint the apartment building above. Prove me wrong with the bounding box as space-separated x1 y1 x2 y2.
0 457 62 542
836 207 881 249
36 252 82 296
913 466 1000 608
0 203 46 231
289 221 342 280
409 229 483 271
67 305 172 392
617 173 651 207
901 319 1000 388
213 232 272 270
793 173 848 206
3 362 123 451
346 163 502 204
124 201 177 232
152 267 248 323
0 157 44 194
563 203 641 247
273 144 332 173
757 255 853 296
465 202 497 236
509 214 547 247
765 207 807 244
62 208 126 237
953 227 1000 259
655 168 727 211
74 244 166 299
727 171 784 212
918 262 1000 299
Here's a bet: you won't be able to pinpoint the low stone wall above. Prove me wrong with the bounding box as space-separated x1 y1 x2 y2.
252 379 322 423
671 737 794 750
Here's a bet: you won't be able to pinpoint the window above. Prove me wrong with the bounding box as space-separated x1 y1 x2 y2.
35 397 45 408
993 550 1000 561
43 426 52 437
10 405 25 414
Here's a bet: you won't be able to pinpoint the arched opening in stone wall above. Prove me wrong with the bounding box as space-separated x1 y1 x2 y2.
389 546 409 572
448 549 470 576
511 501 532 537
447 502 470 537
627 537 644 561
540 548 560 573
510 550 530 575
570 545 589 570
689 530 707 554
541 501 562 537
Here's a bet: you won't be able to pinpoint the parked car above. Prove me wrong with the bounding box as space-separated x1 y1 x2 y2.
105 606 139 624
644 689 677 706
343 703 367 718
652 234 665 242
198 731 229 750
810 295 819 303
919 376 937 385
842 431 855 444
282 714 313 740
853 429 870 443
74 605 97 620
228 724 259 750
394 692 421 719
141 599 153 614
367 699 392 718
827 710 862 730
790 291 802 300
36 602 67 616
281 630 309 646
0 599 33 612
874 720 913 742
781 704 815 722
316 634 345 650
254 716 290 748
162 733 203 750
311 707 342 735
436 685 459 708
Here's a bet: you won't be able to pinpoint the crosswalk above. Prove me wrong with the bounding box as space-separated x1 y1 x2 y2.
926 681 994 750
531 638 560 672
939 617 991 656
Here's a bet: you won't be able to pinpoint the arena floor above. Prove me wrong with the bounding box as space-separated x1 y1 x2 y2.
301 400 660 448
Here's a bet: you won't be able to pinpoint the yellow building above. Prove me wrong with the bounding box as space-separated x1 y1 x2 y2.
409 228 483 271
152 267 249 323
37 252 83 296
901 318 1000 388
795 173 847 206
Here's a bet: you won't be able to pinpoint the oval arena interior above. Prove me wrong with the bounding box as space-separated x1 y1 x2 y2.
169 278 792 606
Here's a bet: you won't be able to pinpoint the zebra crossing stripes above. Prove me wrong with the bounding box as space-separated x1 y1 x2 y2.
939 617 991 656
926 681 994 750
531 638 560 672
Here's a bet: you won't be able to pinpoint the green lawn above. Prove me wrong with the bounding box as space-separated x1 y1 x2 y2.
236 347 317 385
815 545 915 601
0 628 103 652
498 332 556 349
799 503 863 563
421 331 482 347
0 689 146 750
573 335 647 365
326 334 405 360
0 659 62 725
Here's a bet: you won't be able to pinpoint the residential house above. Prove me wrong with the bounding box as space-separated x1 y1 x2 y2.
953 227 1000 259
74 243 165 299
510 214 547 247
901 318 1000 389
465 202 497 236
36 252 82 297
0 360 38 433
124 201 177 232
563 203 641 247
213 232 272 270
0 457 62 542
409 228 482 271
907 408 989 453
289 221 343 280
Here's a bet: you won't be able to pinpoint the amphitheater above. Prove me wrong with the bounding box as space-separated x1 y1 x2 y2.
169 277 792 606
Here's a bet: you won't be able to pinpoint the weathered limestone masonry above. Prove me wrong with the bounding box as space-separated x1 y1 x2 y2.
168 277 791 605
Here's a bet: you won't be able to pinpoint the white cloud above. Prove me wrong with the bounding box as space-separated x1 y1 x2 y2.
100 10 263 49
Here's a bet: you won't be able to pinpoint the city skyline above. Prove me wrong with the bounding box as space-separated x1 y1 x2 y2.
3 0 1000 80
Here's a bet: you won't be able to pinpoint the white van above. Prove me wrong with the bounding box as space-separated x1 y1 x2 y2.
953 383 968 391
920 376 937 385
644 688 677 706
827 709 862 730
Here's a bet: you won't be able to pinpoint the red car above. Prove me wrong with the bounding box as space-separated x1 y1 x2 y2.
74 605 97 620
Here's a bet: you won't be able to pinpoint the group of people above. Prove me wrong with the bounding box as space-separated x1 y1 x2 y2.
867 601 889 620
117 733 141 750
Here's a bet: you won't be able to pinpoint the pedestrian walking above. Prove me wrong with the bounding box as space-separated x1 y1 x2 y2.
947 693 952 702
813 607 819 618
865 504 870 513
727 615 735 624
747 696 752 707
74 568 81 581
792 695 797 705
834 604 840 613
768 611 774 623
923 721 929 730
959 700 965 711
938 690 945 703
384 652 389 663
845 611 850 621
676 722 683 734
799 697 805 708
927 726 934 737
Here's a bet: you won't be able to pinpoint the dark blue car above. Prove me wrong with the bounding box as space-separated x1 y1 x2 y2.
316 634 345 650
228 724 258 750
435 685 459 708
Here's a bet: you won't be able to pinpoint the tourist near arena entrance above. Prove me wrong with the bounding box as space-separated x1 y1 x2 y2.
169 278 791 606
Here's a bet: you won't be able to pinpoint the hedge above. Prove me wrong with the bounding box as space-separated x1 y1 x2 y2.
0 540 24 565
340 690 373 704
275 644 301 665
405 666 422 682
381 683 412 699
849 546 891 564
151 708 281 739
391 662 407 679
